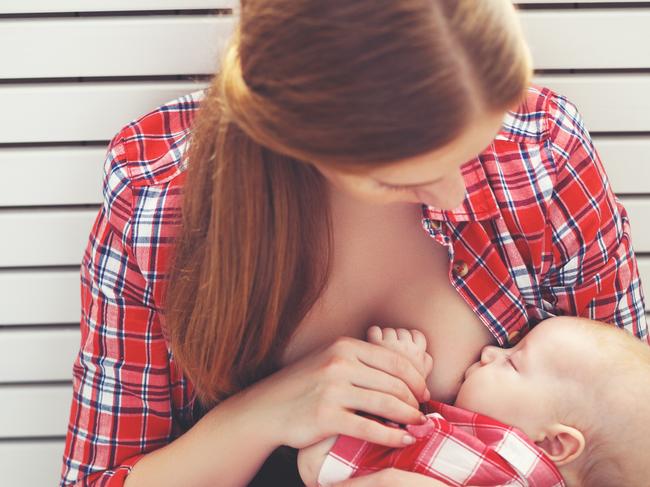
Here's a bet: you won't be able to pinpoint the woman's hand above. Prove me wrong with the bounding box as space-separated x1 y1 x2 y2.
333 468 449 486
247 335 431 450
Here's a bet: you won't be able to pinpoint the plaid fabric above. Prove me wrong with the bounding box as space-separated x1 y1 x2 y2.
59 83 647 486
317 401 566 487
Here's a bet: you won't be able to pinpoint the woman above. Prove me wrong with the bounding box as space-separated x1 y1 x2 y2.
60 1 647 486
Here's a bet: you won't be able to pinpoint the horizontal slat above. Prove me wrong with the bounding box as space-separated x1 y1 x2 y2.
0 0 233 13
592 137 650 195
0 199 648 269
0 385 72 436
3 303 650 377
637 257 650 298
2 76 648 144
0 254 647 330
0 16 231 79
0 82 209 144
533 74 650 132
0 209 95 267
0 271 80 326
0 439 65 487
3 9 650 79
5 303 650 380
625 199 650 253
4 291 650 433
0 147 104 206
519 10 650 70
640 258 650 303
1 137 645 208
0 329 79 382
3 0 640 14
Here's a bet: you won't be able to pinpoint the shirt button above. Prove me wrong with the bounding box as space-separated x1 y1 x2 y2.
430 219 441 229
452 260 469 278
509 330 522 345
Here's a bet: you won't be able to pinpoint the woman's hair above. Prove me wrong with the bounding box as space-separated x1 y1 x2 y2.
163 0 533 411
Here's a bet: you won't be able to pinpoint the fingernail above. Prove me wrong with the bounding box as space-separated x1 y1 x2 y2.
402 435 416 445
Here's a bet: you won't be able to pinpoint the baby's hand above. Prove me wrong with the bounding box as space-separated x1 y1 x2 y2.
366 326 433 387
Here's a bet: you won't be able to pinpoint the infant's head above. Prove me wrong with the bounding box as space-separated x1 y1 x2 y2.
454 316 650 486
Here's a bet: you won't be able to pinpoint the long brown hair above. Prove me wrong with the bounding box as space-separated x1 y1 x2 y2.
163 0 533 411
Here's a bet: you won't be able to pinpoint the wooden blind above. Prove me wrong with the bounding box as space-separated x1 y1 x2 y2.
1 2 648 485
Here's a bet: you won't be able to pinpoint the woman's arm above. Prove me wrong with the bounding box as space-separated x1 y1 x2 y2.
60 131 175 486
123 385 281 487
542 92 648 341
60 130 291 486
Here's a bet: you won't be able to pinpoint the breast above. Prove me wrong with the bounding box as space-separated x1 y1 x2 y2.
280 201 497 403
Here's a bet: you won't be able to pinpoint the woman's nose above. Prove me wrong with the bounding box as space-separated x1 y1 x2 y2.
480 346 501 365
415 170 466 209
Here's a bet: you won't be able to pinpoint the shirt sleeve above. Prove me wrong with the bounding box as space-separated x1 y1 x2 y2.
543 92 648 342
59 129 175 486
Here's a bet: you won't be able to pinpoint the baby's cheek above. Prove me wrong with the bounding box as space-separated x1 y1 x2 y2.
453 380 481 410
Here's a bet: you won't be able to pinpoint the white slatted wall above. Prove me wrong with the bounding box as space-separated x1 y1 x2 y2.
1 2 648 485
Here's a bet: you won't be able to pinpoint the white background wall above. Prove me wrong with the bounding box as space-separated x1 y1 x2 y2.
0 1 648 485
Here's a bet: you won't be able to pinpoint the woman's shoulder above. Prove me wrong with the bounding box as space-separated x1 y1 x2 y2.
495 82 579 146
115 87 207 189
483 82 592 206
101 88 207 310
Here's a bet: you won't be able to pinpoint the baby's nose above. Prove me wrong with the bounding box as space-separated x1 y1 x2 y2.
480 345 500 365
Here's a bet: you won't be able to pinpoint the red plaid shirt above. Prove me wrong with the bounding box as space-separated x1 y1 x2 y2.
317 401 566 487
60 83 647 486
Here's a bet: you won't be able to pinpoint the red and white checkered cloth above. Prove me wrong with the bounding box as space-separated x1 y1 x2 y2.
318 401 566 487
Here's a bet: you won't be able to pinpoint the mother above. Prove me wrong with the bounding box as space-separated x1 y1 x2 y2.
60 1 647 486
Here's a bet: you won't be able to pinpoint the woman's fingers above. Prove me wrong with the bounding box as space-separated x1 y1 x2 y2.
351 340 430 402
337 410 417 448
345 387 424 427
348 361 420 409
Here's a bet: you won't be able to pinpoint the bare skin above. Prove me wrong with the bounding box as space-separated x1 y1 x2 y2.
280 195 497 405
297 325 435 487
282 107 506 405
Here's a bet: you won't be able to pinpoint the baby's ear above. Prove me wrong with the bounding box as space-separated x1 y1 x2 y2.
534 424 585 466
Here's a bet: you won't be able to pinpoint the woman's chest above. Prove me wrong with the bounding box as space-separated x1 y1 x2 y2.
280 204 497 403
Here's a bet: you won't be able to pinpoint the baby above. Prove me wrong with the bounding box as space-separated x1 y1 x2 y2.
297 316 650 486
